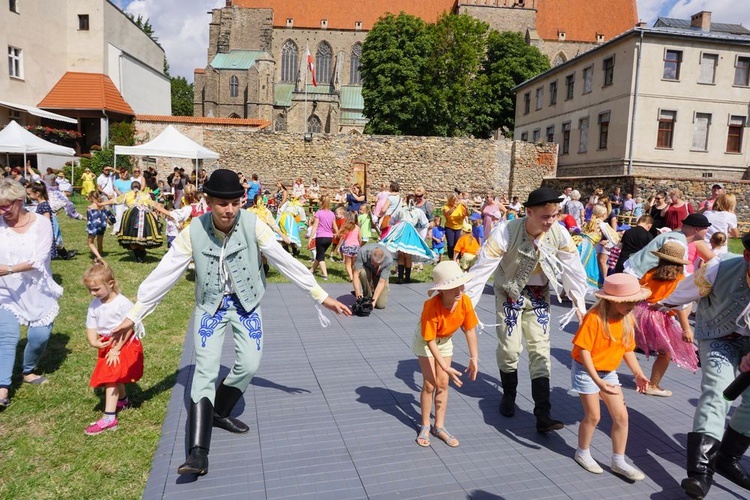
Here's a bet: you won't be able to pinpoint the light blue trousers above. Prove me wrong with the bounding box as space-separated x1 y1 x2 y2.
694 337 750 440
0 307 54 387
190 295 263 403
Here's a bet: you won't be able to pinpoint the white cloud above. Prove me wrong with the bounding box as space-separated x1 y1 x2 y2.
635 0 675 25
119 0 224 82
666 0 750 26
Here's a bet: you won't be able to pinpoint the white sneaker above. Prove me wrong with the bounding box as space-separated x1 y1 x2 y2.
611 461 645 481
645 387 672 397
574 454 603 474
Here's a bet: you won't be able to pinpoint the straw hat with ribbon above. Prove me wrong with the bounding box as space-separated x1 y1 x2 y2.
594 273 651 303
651 240 689 265
428 261 473 296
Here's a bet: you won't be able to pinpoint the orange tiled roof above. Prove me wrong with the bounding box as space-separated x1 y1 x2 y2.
137 115 270 129
38 72 135 115
231 0 457 30
195 68 205 74
535 0 638 42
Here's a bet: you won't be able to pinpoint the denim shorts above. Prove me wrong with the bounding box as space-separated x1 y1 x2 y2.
571 361 620 394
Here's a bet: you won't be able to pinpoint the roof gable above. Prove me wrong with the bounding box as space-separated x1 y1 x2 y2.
535 0 638 42
210 50 272 70
38 72 134 115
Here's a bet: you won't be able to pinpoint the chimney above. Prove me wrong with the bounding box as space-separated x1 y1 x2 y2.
690 11 711 32
636 20 647 29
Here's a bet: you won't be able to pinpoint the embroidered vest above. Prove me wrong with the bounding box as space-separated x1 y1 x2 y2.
694 255 750 340
495 218 564 301
190 210 265 314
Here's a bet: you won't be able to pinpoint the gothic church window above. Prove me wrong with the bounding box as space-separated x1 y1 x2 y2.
229 75 239 98
316 42 333 85
281 40 298 83
350 43 362 84
308 115 322 133
274 114 286 132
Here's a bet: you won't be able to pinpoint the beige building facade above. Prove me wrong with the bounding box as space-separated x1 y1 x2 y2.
514 12 750 180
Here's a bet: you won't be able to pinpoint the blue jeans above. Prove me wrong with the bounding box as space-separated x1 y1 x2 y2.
0 307 54 387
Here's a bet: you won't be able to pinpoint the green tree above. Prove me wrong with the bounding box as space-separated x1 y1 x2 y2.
360 13 434 135
171 76 194 116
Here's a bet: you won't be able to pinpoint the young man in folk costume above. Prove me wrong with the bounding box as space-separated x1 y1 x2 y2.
110 170 350 477
465 188 588 432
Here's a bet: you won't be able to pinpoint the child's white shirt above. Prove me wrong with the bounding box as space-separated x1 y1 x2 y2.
86 293 134 337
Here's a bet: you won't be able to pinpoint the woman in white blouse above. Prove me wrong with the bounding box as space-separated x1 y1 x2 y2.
704 193 740 256
0 179 63 409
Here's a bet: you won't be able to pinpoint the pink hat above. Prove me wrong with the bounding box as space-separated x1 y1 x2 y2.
594 273 651 303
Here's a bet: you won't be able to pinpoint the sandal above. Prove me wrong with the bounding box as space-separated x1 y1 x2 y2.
432 427 459 447
416 425 431 447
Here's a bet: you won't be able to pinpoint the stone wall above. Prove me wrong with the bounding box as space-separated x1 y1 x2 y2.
510 141 558 203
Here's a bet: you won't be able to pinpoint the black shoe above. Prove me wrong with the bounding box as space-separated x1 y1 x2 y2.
64 249 77 260
213 415 249 433
404 267 412 283
177 447 209 476
213 382 249 434
716 427 750 490
531 377 564 433
177 398 213 476
682 432 721 499
396 265 404 284
499 371 518 418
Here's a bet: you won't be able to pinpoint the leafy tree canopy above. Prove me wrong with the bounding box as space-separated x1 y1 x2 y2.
171 76 194 116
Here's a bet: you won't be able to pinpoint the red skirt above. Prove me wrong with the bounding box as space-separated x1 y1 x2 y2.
89 337 144 387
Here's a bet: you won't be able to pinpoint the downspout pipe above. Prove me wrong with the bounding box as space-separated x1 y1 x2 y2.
628 29 644 175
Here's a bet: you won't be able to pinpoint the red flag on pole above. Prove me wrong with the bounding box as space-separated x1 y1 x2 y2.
306 47 317 87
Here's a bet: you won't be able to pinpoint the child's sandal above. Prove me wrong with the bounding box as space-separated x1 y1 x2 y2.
416 425 431 447
432 427 459 447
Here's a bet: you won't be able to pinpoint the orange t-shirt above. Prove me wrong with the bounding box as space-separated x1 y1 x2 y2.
420 294 479 342
571 309 634 372
454 234 480 256
640 269 684 304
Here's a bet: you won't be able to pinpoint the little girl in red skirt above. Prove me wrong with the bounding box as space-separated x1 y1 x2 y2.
83 262 143 435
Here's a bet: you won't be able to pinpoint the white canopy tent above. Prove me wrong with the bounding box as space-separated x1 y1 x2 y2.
114 125 220 171
0 120 77 180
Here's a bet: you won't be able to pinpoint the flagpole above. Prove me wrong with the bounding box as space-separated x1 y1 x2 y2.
304 42 309 137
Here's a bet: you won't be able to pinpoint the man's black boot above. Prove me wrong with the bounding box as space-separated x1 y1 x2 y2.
499 370 518 417
681 432 721 499
715 426 750 490
177 398 213 476
531 377 564 433
213 381 249 434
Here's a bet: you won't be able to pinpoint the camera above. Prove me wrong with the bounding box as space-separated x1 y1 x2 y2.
352 296 373 317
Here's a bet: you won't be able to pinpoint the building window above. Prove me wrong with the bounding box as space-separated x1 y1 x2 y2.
281 39 298 83
598 111 610 149
549 80 557 105
316 42 333 85
727 115 745 153
663 50 682 80
229 76 239 98
9 0 17 13
546 125 554 143
7 46 22 79
535 87 543 110
274 114 286 132
523 92 530 114
520 131 528 142
583 66 593 94
699 53 718 84
78 14 89 30
308 115 322 133
603 56 615 86
578 117 589 153
657 110 677 149
350 43 362 84
692 112 711 151
565 74 575 100
561 121 571 154
734 56 750 87
532 129 541 142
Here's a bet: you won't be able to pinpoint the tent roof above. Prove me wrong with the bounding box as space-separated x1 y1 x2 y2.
114 125 219 160
0 121 75 155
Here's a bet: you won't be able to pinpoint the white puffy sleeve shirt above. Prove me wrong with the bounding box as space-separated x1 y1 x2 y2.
0 212 63 326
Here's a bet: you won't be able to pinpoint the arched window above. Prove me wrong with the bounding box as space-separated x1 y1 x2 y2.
274 114 286 132
281 40 298 83
552 52 567 67
308 115 322 133
229 75 239 97
228 113 240 118
316 42 333 85
350 43 362 84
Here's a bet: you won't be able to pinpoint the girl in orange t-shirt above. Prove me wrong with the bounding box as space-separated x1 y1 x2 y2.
570 273 650 480
411 261 478 448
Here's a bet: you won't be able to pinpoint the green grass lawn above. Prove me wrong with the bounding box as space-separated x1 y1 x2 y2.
0 203 436 499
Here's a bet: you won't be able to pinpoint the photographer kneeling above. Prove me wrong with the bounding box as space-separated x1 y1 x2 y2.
353 243 392 310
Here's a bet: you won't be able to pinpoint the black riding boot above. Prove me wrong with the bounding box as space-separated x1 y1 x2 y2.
213 381 249 434
681 432 721 499
531 377 564 433
177 398 213 476
499 370 518 417
404 267 412 283
397 265 405 284
716 427 750 490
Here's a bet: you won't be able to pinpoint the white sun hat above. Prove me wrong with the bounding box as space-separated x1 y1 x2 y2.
428 261 473 296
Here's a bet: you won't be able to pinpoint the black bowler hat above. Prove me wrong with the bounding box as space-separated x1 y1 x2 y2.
681 213 711 228
202 169 245 199
524 187 564 207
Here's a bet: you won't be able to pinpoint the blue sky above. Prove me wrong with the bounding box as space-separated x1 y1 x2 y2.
114 0 750 81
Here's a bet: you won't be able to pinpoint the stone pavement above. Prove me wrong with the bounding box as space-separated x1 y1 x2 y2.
143 283 747 499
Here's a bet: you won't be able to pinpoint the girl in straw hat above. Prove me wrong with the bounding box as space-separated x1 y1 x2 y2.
632 241 698 397
412 261 479 448
571 273 651 480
